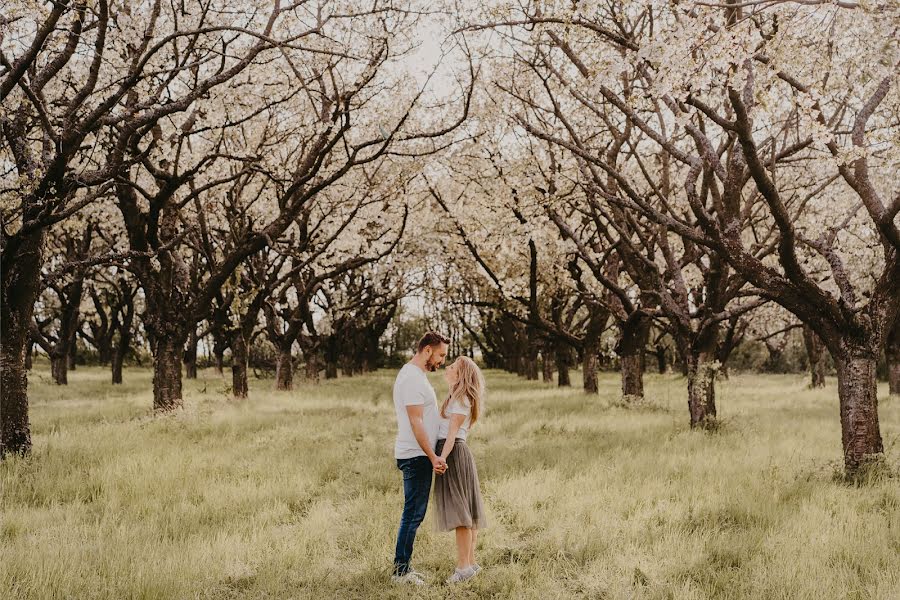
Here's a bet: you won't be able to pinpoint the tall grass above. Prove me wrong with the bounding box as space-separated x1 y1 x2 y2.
2 363 898 599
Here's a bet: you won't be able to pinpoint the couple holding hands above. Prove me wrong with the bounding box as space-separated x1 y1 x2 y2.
391 332 487 585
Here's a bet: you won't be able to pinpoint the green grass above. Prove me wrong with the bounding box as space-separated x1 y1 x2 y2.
2 363 899 599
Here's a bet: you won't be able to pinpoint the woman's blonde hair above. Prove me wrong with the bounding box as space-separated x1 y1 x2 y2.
440 356 484 425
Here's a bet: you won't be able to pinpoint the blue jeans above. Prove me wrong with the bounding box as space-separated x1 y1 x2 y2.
393 456 432 575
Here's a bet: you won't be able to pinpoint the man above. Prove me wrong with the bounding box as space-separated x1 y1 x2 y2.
391 331 450 585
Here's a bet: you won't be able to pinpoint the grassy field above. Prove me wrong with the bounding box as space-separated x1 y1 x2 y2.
2 363 899 600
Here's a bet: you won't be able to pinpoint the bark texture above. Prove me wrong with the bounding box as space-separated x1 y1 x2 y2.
886 322 900 396
325 361 338 379
152 336 184 411
687 354 718 429
834 352 883 475
111 351 124 386
803 325 827 388
231 333 249 398
655 345 668 374
304 353 320 382
620 353 644 402
274 348 293 391
582 349 599 395
0 231 42 456
556 345 571 387
541 351 554 383
184 330 198 379
616 315 650 402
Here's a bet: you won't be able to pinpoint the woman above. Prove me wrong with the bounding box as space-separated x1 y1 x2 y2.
433 356 487 584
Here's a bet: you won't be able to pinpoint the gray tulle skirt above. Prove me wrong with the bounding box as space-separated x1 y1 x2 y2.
433 438 487 531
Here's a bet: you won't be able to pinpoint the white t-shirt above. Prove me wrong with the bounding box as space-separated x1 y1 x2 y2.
393 363 440 459
437 397 473 441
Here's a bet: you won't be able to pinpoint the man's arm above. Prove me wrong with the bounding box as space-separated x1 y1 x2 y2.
406 404 446 473
437 414 466 468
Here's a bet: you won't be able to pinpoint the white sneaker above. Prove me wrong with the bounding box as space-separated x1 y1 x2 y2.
446 566 476 584
391 571 425 586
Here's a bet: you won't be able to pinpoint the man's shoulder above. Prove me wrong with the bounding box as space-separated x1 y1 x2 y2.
394 363 415 381
397 363 426 380
394 364 423 391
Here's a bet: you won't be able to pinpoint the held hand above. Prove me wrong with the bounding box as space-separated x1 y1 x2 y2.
432 456 447 474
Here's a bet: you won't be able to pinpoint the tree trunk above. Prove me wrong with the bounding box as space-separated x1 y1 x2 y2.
51 355 68 385
889 357 900 397
556 348 571 387
184 330 198 379
96 339 111 365
598 352 613 371
362 333 381 372
687 354 718 428
616 316 649 402
675 347 689 377
655 345 667 374
68 341 77 371
515 354 527 377
803 325 827 388
152 336 184 411
885 323 899 396
305 353 320 382
231 334 249 398
834 351 883 477
275 348 293 391
541 351 554 383
214 349 224 376
764 345 784 373
523 338 540 380
0 339 32 456
111 302 133 385
1 233 41 456
24 343 33 370
620 353 644 402
582 350 599 394
719 364 730 381
111 350 124 385
325 361 338 379
526 357 539 380
184 357 197 379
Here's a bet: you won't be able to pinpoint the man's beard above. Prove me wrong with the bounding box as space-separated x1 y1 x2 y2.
426 358 440 372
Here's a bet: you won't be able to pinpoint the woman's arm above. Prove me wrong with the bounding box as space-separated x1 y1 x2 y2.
439 414 466 461
406 405 446 472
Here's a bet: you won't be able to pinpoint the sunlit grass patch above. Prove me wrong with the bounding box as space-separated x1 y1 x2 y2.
1 366 898 599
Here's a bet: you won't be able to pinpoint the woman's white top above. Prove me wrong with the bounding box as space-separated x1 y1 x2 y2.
437 397 472 441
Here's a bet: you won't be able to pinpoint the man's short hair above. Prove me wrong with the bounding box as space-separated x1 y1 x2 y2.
416 331 450 352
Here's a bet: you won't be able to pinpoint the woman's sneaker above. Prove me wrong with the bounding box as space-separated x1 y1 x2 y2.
391 571 425 586
446 566 476 584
